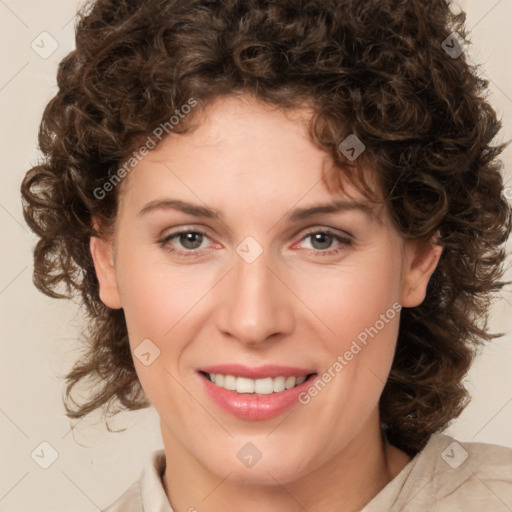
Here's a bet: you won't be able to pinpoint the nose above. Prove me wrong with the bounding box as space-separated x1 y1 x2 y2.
215 247 295 347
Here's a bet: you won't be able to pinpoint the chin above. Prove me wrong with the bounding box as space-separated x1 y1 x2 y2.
200 441 318 486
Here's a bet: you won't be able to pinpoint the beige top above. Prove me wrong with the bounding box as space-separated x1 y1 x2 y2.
102 434 512 511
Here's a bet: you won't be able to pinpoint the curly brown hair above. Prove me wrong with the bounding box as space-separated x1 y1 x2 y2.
21 0 511 456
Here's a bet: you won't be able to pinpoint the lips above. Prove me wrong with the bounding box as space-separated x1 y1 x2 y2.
197 364 318 420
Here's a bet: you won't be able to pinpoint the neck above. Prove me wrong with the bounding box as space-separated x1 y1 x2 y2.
161 413 410 512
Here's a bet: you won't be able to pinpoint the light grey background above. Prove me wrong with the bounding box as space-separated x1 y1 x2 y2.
1 1 511 510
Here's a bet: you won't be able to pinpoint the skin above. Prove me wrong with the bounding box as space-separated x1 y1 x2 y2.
91 94 442 512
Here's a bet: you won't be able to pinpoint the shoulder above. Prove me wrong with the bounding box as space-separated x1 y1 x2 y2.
421 434 512 482
101 449 169 512
400 434 512 511
364 434 512 511
102 481 142 512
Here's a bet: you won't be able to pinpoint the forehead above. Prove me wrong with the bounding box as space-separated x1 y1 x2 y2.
119 94 388 224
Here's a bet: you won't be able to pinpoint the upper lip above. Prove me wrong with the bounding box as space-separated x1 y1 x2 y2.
198 364 316 379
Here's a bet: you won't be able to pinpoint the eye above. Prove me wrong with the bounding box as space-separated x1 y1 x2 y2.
158 229 211 256
297 229 352 256
158 227 352 258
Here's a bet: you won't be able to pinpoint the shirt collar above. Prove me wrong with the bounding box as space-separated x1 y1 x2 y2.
140 449 174 512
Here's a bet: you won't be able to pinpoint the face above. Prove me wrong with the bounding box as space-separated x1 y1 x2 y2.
91 94 441 485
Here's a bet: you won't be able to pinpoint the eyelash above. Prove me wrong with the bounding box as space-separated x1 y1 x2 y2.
157 228 352 258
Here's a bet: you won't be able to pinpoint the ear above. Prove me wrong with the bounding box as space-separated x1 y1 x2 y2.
400 234 443 308
90 234 122 309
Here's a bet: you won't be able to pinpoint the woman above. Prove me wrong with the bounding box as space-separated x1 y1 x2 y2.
21 0 512 510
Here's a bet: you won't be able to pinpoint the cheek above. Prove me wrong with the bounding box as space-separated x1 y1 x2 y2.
306 250 402 345
119 274 207 351
113 247 211 405
116 264 171 344
114 235 190 335
300 244 403 408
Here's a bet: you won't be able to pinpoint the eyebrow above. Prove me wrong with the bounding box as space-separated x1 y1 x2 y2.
138 199 222 219
137 198 375 221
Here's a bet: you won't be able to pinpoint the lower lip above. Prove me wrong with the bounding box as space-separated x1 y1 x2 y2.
198 373 317 420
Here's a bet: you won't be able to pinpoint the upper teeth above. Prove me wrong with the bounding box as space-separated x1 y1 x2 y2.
208 373 308 394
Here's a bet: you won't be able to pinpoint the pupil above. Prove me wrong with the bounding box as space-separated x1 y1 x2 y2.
181 232 203 249
312 233 332 250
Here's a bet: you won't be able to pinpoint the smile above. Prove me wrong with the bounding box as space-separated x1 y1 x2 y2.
197 364 318 420
203 372 313 394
